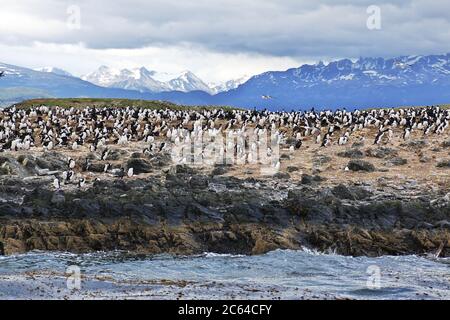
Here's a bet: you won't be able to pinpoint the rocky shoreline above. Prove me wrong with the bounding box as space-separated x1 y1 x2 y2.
1 154 449 257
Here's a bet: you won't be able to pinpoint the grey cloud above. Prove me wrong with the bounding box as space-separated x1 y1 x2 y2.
2 0 450 60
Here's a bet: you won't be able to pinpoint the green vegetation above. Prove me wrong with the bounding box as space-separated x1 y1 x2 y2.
9 97 450 111
13 98 239 111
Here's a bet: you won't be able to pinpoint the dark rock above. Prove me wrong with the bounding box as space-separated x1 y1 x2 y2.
300 174 323 185
442 140 450 148
148 152 172 167
127 158 152 174
175 165 196 174
86 153 98 160
402 140 428 149
313 155 332 165
352 141 365 148
50 192 65 205
131 152 142 158
347 160 375 172
112 179 130 191
331 184 356 200
365 147 398 159
189 175 209 189
211 164 229 176
273 172 290 179
434 220 450 229
105 150 123 161
337 148 364 159
36 152 67 171
436 159 450 168
286 166 299 173
88 163 105 173
386 157 408 166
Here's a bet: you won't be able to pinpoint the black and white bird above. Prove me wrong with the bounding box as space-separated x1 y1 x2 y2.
101 148 110 161
68 158 76 169
294 139 303 150
374 130 385 145
127 167 134 178
78 178 85 188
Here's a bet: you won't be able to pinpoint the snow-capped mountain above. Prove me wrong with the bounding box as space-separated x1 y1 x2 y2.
2 53 450 109
215 53 450 109
82 66 212 93
209 75 250 94
34 67 72 77
166 70 212 93
82 66 171 93
0 62 212 106
243 54 450 89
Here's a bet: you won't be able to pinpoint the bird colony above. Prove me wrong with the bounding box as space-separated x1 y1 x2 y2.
0 105 448 189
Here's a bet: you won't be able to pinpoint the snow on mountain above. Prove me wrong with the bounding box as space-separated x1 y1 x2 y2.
2 53 450 109
209 75 251 94
34 67 72 77
244 54 450 89
82 67 212 93
167 71 212 93
214 53 450 109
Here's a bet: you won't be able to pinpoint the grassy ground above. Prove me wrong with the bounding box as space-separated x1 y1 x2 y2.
13 98 239 111
13 98 450 111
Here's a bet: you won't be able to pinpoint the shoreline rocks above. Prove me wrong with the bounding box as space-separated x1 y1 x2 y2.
0 170 448 258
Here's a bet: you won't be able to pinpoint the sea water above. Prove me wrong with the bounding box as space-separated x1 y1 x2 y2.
0 249 448 299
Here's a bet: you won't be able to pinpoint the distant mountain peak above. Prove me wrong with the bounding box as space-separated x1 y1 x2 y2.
2 53 450 110
209 75 251 94
81 66 212 93
35 67 72 77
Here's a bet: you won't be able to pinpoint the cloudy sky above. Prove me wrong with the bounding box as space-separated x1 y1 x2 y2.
1 0 450 83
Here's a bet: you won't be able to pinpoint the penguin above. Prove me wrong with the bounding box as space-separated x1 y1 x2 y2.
101 148 109 161
68 158 76 169
104 163 111 173
403 127 411 140
82 158 91 172
78 178 85 188
374 130 385 145
321 134 331 147
127 167 134 178
66 170 74 183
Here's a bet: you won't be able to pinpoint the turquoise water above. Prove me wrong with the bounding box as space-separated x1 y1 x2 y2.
0 249 448 299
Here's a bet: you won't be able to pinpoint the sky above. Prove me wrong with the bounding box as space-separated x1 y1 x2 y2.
1 0 450 83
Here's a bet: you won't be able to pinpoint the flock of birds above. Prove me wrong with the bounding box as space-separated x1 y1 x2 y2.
0 104 448 189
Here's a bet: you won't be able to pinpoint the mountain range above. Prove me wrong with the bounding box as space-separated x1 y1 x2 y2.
1 53 450 109
81 66 216 94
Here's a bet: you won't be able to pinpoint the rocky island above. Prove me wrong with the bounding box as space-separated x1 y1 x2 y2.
0 99 449 258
